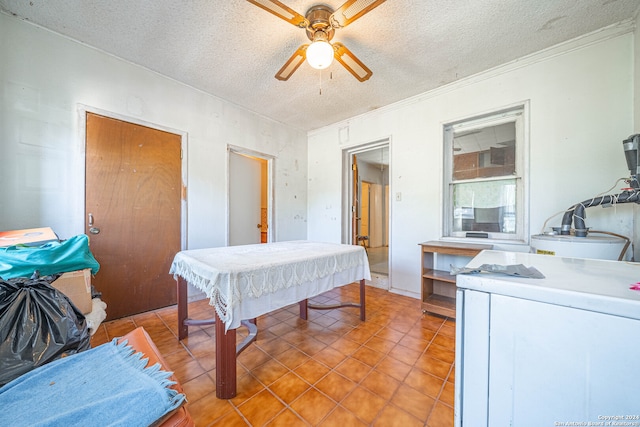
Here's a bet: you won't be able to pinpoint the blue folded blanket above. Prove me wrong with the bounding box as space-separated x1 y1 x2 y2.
0 234 100 279
0 338 185 427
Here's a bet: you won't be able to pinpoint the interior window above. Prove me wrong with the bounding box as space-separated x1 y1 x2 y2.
444 107 526 241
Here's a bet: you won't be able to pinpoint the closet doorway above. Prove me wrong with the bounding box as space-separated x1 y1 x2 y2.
228 147 272 246
344 141 390 287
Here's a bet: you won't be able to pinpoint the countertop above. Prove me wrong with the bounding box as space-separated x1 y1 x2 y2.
456 250 640 319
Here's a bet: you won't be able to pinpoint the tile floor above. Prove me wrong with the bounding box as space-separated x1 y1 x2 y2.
91 283 455 426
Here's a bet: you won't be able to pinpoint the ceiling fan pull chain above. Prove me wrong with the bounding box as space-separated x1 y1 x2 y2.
319 70 323 95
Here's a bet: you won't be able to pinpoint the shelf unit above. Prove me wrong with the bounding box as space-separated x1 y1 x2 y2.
419 241 492 318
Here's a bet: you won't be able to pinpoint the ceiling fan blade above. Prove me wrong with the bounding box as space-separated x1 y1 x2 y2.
330 0 387 28
246 0 308 27
275 45 308 81
333 43 372 82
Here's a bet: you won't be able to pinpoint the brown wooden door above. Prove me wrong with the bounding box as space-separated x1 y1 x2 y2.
85 113 181 320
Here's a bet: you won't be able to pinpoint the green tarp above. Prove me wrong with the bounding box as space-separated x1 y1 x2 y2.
0 234 100 279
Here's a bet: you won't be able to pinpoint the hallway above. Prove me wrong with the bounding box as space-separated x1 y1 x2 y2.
366 246 388 275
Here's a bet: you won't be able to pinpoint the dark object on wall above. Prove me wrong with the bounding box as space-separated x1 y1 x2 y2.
560 135 640 236
490 146 506 165
0 276 90 386
623 134 639 189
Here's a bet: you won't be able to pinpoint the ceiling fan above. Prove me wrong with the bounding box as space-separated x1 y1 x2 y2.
246 0 387 82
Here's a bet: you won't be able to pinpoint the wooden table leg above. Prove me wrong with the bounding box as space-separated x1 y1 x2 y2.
177 277 189 340
300 279 366 321
299 299 308 320
359 279 366 321
215 311 237 399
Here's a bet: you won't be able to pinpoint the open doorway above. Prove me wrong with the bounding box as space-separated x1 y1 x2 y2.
228 146 272 246
343 141 390 288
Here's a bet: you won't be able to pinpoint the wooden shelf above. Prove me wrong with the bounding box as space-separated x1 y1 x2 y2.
419 240 495 257
423 268 456 284
420 240 492 319
422 294 456 318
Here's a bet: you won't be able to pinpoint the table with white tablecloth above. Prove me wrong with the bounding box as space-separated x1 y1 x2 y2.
169 240 371 398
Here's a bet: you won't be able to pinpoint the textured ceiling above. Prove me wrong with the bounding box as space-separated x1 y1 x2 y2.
2 0 639 131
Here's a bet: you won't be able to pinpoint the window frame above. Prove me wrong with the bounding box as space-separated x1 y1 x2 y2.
443 105 528 243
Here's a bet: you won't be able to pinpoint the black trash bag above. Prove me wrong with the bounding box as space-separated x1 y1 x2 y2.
0 276 91 386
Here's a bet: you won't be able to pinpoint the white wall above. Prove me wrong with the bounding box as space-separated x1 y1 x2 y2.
636 10 640 134
0 14 308 250
634 10 640 262
359 161 385 185
308 24 636 298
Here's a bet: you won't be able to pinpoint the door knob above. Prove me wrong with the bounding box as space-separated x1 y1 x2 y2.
89 227 100 235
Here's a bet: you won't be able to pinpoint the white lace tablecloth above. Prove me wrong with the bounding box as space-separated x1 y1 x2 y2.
170 241 371 330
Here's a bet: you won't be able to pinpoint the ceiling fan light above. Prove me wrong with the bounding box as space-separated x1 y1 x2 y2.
306 41 334 70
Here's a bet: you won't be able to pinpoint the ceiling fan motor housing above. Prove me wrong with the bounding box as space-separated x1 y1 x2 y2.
305 5 335 41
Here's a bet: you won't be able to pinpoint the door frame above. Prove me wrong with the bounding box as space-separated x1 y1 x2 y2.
78 105 189 250
342 139 390 244
227 145 274 245
342 138 391 283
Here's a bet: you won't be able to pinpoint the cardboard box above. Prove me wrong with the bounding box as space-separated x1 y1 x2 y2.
51 269 92 314
0 227 59 247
